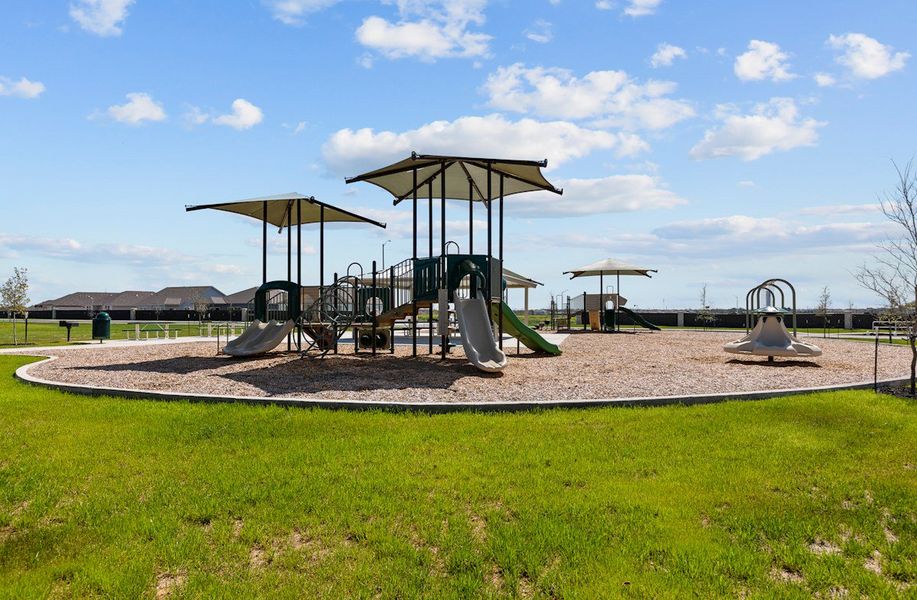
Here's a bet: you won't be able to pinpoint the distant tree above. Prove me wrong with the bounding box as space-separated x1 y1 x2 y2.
697 283 716 330
0 268 30 346
816 286 832 338
191 291 210 324
856 159 917 396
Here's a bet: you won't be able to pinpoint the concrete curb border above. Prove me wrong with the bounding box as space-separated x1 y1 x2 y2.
12 354 910 413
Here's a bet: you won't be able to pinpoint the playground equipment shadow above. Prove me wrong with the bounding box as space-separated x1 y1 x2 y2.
64 351 503 396
726 358 823 369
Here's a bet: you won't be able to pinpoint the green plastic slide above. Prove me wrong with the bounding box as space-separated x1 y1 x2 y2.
618 306 661 331
491 301 562 355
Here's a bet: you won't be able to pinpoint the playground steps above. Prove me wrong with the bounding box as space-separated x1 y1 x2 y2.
375 300 433 327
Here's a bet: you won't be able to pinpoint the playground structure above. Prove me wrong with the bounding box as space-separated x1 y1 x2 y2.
186 154 565 371
564 259 660 332
724 279 822 361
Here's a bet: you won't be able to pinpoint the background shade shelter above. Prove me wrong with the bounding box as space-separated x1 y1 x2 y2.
565 258 657 331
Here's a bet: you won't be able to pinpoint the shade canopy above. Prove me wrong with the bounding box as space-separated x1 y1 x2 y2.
564 258 657 279
345 152 563 205
503 267 542 289
185 193 386 229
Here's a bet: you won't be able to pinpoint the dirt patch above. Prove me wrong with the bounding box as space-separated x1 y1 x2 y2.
864 550 882 575
249 545 267 569
409 527 445 577
771 566 804 584
489 564 505 591
232 517 244 538
0 525 16 543
517 573 535 599
469 514 486 544
155 571 187 599
808 539 841 555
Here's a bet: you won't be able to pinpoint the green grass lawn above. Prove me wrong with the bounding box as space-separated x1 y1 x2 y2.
0 320 216 349
1 355 915 598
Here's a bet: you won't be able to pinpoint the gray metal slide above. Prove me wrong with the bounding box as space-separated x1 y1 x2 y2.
223 319 294 357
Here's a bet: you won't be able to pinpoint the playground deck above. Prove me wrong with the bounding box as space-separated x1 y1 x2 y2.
14 331 912 404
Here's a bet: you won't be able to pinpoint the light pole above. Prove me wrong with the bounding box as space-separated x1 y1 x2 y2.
381 239 392 270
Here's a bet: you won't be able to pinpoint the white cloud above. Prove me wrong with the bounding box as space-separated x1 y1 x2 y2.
737 180 755 188
356 0 491 61
105 92 167 125
0 76 45 99
69 0 133 37
288 121 307 134
689 98 824 161
322 113 643 176
650 43 686 68
827 33 909 80
814 72 836 87
212 99 264 130
264 0 341 25
507 174 687 217
647 215 892 256
595 0 660 16
734 40 796 82
551 215 890 260
483 63 694 130
525 19 553 44
623 0 661 17
183 105 210 126
796 203 881 216
0 233 187 266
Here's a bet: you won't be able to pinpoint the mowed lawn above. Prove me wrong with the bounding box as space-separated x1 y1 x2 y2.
0 321 207 349
0 356 915 598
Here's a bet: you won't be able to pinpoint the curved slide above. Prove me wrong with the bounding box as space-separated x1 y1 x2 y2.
454 296 508 373
618 306 661 331
223 319 295 357
490 301 562 355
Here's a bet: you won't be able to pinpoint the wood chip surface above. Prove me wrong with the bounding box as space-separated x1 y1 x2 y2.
21 331 911 403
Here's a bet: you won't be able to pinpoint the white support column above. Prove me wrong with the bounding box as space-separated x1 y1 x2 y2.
524 288 530 325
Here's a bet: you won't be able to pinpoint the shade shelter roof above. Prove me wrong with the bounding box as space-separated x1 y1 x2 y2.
503 267 542 289
564 258 657 279
185 193 386 229
345 152 563 204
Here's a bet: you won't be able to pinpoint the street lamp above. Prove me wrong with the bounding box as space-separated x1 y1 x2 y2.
381 239 392 270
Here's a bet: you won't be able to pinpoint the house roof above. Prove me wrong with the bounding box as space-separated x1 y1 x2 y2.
141 286 228 307
108 290 155 307
33 292 119 308
224 286 258 305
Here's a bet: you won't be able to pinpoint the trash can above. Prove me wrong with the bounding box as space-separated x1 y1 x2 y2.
92 312 111 342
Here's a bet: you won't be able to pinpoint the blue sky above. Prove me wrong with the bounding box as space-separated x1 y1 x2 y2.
1 0 915 310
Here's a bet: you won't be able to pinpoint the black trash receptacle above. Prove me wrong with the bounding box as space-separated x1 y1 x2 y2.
92 312 111 342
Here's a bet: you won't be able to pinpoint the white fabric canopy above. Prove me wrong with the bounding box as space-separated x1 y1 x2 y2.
564 258 656 279
186 193 386 229
502 267 542 289
345 153 562 204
